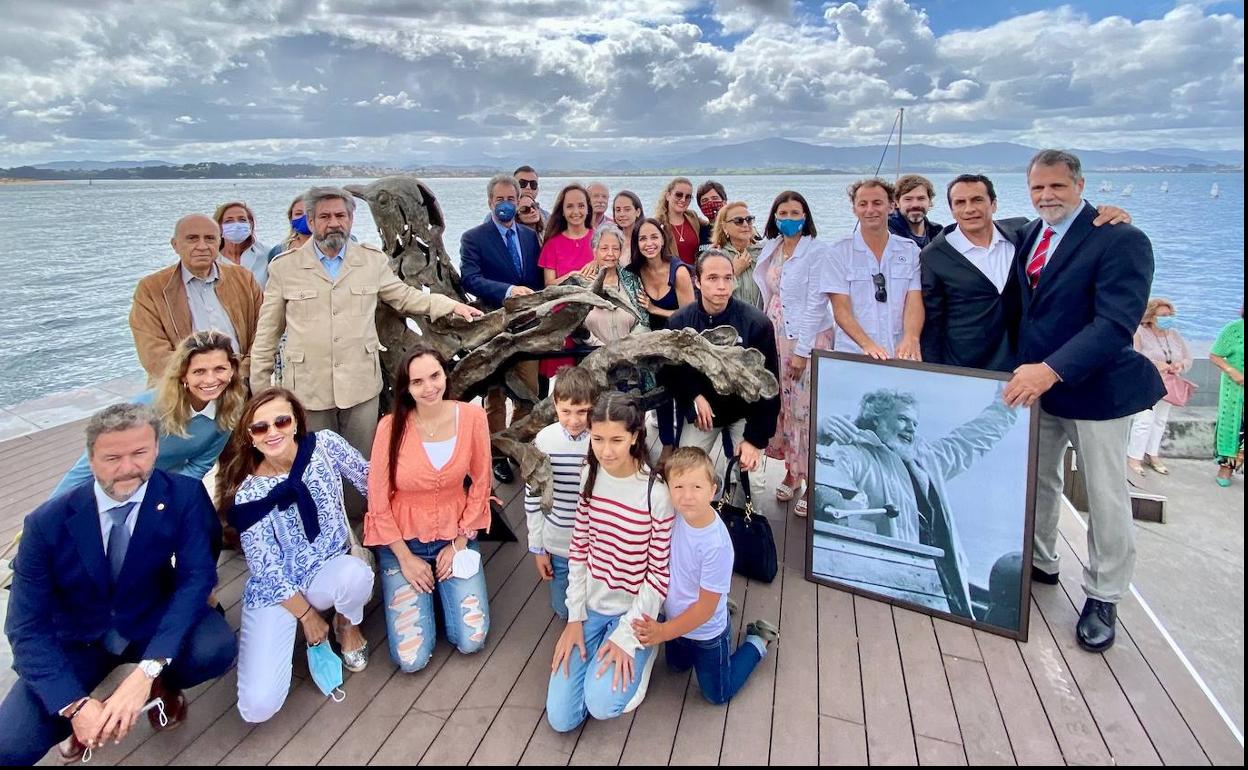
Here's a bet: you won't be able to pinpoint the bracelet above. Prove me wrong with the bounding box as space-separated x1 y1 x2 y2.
298 606 312 620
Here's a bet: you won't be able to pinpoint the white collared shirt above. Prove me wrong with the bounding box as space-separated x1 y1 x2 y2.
182 263 241 352
193 399 218 421
820 231 921 356
94 480 148 553
946 224 1016 293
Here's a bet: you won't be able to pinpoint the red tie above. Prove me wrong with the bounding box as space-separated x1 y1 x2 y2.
1026 227 1055 288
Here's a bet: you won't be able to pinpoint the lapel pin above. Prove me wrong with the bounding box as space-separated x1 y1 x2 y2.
157 503 165 511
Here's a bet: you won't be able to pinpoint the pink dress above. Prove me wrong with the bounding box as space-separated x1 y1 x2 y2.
538 232 595 377
764 252 833 481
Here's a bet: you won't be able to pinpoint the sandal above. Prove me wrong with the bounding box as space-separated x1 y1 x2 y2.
775 482 796 502
794 498 808 518
334 615 369 673
1127 460 1146 477
1144 456 1169 475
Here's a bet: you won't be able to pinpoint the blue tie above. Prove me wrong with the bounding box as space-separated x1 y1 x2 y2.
104 501 137 654
505 227 523 277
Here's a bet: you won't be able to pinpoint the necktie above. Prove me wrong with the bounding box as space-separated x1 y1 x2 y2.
1026 227 1055 289
104 501 137 654
505 227 523 276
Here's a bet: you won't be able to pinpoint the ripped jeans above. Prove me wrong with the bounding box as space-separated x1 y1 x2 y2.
377 539 490 673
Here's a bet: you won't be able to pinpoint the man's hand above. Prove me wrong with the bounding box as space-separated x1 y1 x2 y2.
819 414 879 447
97 668 154 745
595 640 635 691
452 302 484 321
510 285 535 297
1004 363 1060 407
1092 205 1131 226
631 615 668 647
534 553 554 581
69 698 108 749
693 395 715 432
736 440 761 472
895 336 921 362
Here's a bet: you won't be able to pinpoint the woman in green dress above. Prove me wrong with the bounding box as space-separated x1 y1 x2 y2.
1209 311 1244 487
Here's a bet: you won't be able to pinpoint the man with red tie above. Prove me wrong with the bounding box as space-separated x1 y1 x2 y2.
1003 150 1163 653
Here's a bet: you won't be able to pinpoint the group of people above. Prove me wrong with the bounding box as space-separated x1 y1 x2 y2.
1 149 1242 764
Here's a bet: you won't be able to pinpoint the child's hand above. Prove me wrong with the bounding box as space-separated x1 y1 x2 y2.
631 614 667 647
534 553 554 581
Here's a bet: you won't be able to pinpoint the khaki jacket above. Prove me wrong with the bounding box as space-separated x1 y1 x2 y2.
250 240 460 410
129 261 263 385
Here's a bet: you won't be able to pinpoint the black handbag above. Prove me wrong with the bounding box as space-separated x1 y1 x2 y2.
716 456 778 583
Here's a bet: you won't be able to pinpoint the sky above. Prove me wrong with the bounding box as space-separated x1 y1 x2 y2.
0 0 1242 166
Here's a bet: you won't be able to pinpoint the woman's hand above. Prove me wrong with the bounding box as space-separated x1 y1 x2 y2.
301 609 330 645
552 621 587 676
435 538 467 582
595 640 635 691
579 261 601 279
732 252 752 276
788 355 808 380
400 553 436 593
636 290 653 310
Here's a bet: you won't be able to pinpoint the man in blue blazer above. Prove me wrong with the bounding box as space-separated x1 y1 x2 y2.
1003 150 1164 653
460 173 544 483
0 404 235 765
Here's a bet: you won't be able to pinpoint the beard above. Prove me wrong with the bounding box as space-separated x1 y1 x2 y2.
102 467 154 499
905 208 927 224
316 230 348 253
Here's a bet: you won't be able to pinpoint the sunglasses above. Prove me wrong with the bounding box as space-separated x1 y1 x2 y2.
248 414 295 437
518 205 535 215
728 216 756 226
671 191 692 201
518 179 538 189
872 273 887 303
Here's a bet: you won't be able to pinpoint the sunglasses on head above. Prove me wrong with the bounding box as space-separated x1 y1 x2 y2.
248 414 294 437
671 191 692 201
872 273 887 303
518 179 538 189
728 215 756 226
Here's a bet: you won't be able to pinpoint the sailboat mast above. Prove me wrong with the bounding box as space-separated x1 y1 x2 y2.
896 108 904 180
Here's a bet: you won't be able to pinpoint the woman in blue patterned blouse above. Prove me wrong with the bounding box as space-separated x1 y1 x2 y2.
215 388 374 723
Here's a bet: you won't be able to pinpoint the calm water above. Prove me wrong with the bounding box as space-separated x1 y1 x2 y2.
0 172 1242 408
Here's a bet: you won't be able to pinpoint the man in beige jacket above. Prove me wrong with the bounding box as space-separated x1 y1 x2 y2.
250 187 480 459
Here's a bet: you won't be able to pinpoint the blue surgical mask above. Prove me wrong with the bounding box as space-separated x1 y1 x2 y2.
221 221 252 244
291 215 311 236
493 201 518 223
1155 316 1177 330
776 218 805 238
306 642 346 702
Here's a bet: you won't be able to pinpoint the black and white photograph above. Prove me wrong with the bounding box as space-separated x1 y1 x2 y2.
807 351 1039 640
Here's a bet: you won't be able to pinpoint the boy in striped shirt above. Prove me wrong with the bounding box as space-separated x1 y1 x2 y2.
525 368 599 619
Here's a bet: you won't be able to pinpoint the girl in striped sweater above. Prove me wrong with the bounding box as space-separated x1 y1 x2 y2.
546 392 674 732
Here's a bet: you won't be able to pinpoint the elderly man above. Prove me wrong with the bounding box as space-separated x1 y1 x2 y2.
249 186 480 459
130 214 263 384
0 403 235 765
814 388 1018 618
587 182 611 229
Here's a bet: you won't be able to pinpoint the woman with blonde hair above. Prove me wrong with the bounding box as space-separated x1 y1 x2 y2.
51 331 247 497
1129 297 1193 476
653 177 709 267
214 200 270 287
266 194 313 262
707 201 763 309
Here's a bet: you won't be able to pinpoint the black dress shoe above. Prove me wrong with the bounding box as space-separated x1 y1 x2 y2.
1076 598 1117 652
492 457 515 484
1031 566 1060 585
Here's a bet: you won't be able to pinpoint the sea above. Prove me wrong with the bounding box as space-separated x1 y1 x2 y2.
0 172 1242 408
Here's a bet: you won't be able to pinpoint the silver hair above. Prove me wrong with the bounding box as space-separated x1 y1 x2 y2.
86 403 160 457
303 186 357 220
1027 149 1083 182
853 389 918 432
487 173 520 201
591 222 626 251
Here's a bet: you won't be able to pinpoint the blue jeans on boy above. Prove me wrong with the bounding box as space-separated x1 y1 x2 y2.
549 555 569 620
377 539 490 673
546 610 656 732
665 626 766 705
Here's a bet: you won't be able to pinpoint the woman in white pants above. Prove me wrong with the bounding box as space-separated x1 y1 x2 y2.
216 388 374 723
1128 298 1192 476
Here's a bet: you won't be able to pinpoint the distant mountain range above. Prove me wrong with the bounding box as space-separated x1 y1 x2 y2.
4 139 1240 180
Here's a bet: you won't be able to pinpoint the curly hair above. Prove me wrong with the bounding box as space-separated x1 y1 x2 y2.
853 389 918 432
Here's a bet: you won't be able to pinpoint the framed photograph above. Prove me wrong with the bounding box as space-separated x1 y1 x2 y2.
806 351 1039 640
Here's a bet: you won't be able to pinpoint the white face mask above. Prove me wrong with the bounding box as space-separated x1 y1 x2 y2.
451 545 482 580
221 221 252 244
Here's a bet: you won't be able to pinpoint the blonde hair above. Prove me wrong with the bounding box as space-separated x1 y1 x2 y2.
710 201 751 248
664 446 717 486
1142 297 1176 326
652 177 705 260
155 331 246 438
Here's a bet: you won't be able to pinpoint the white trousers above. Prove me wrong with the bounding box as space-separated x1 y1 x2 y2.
237 553 374 723
678 418 767 506
1127 399 1172 460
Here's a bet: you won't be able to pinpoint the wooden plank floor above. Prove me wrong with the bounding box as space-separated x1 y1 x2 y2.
0 423 1242 766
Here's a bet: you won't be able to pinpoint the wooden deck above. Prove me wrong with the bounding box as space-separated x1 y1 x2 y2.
1 419 1242 766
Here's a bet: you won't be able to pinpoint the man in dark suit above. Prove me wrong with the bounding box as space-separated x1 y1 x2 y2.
1003 149 1164 653
460 173 544 483
0 404 236 765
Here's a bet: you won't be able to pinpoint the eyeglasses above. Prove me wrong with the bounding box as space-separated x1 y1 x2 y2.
671 191 692 201
728 216 756 226
872 273 887 303
518 179 538 189
248 414 294 437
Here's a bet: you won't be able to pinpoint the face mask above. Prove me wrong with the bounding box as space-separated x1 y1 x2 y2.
700 200 725 220
493 201 517 223
306 642 346 702
221 221 252 244
776 218 805 238
290 215 311 236
451 545 482 580
1155 316 1177 330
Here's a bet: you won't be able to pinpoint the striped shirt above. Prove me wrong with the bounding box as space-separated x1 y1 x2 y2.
566 465 674 655
524 423 589 558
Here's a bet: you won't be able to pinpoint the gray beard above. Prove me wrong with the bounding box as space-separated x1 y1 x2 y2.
317 231 347 253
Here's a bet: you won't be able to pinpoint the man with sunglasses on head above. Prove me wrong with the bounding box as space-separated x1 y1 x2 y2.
820 178 924 362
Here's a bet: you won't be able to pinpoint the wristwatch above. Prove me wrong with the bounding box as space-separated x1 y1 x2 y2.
138 659 166 679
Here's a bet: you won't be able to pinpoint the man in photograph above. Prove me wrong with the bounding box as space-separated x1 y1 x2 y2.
813 387 1019 617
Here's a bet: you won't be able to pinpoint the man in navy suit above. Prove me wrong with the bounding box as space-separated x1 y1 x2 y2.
1003 150 1164 653
0 404 235 764
460 173 544 483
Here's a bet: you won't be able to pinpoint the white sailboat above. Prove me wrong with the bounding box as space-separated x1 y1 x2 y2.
1121 184 1134 197
1160 181 1169 193
1210 182 1220 198
1098 180 1113 192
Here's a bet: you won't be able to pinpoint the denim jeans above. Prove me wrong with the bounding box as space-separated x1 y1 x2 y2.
665 626 765 705
549 555 569 620
546 610 657 732
377 539 490 673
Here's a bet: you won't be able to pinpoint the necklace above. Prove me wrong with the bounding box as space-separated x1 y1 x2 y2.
414 405 453 438
673 219 691 243
1152 327 1175 364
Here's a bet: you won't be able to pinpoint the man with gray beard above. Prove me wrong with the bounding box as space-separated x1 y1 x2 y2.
250 187 480 465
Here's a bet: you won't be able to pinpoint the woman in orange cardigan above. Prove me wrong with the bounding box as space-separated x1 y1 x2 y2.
366 344 493 672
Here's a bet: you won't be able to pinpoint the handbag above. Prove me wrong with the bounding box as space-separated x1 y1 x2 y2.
1161 371 1197 407
345 519 375 570
716 457 778 583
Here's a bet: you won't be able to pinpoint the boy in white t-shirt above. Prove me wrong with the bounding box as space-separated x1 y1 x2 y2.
632 447 778 704
525 368 599 619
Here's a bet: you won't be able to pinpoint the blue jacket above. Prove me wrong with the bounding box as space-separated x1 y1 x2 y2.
5 470 222 715
1014 203 1164 420
50 390 229 500
459 220 543 310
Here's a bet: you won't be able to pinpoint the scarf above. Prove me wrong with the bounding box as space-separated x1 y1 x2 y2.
227 433 322 541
